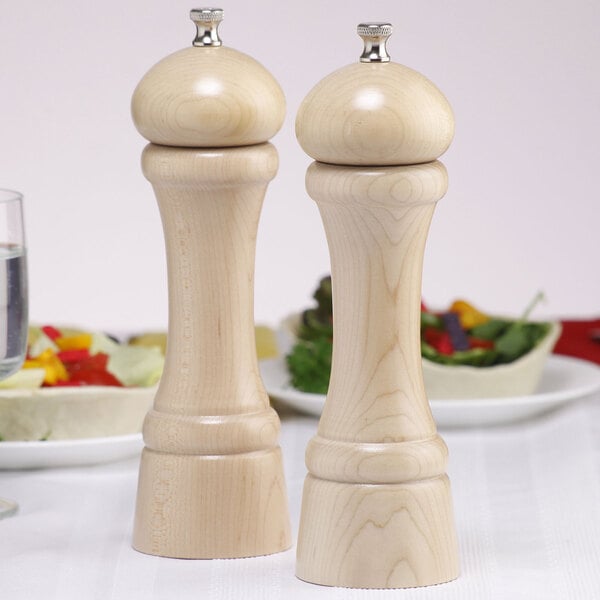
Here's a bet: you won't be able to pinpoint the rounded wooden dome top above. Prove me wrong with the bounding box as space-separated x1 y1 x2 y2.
295 24 454 166
132 10 285 147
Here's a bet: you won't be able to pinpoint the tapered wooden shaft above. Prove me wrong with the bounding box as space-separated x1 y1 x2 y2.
132 143 291 558
296 162 459 587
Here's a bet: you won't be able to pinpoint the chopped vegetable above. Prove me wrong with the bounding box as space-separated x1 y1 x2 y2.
424 327 454 355
127 332 167 355
23 348 69 385
107 345 163 387
286 276 334 393
469 319 510 340
286 337 332 395
90 332 121 355
28 328 59 358
41 325 62 341
65 353 124 386
2 325 166 389
55 333 92 352
421 310 443 329
57 349 90 363
421 342 499 366
441 312 470 351
0 368 45 389
449 300 490 329
468 337 495 350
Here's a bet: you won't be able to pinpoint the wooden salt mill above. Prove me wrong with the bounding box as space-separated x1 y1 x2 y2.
130 8 291 559
295 23 460 588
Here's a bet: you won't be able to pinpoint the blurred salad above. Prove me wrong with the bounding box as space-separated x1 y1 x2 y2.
0 325 164 390
286 276 551 394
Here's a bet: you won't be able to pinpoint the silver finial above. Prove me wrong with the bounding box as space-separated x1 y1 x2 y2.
357 23 393 63
190 8 224 47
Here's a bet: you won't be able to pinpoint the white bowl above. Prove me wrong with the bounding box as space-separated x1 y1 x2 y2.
0 385 156 441
422 321 562 399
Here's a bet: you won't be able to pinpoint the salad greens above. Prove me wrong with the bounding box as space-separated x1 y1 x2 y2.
286 276 333 395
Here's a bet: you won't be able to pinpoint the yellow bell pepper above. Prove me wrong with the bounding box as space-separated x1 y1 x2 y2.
450 300 491 330
23 348 69 385
54 333 92 352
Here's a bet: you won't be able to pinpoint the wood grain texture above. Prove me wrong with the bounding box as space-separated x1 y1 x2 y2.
132 143 291 558
132 46 285 147
295 162 459 588
134 448 290 559
297 475 458 588
296 62 454 166
307 161 446 444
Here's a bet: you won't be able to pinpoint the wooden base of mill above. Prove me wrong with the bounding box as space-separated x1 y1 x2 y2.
133 446 290 559
296 474 459 588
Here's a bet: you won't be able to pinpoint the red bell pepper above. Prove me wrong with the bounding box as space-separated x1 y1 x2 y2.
64 353 124 387
41 325 62 341
57 349 91 363
468 337 495 350
424 327 454 355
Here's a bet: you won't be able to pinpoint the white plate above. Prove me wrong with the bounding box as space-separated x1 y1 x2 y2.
260 355 600 428
0 433 144 470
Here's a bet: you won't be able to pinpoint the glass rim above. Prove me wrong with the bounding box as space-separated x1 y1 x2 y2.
0 189 23 205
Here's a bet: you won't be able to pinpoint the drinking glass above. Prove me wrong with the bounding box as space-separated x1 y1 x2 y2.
0 190 28 519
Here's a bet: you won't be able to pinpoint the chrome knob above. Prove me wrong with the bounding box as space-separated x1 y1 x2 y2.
191 8 224 47
358 23 393 63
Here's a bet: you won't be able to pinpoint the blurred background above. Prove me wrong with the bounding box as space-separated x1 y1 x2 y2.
1 0 598 332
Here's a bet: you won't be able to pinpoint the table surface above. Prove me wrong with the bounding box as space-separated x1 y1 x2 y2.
2 395 600 600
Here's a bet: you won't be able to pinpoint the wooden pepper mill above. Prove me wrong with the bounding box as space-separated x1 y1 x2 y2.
295 23 460 588
130 8 291 559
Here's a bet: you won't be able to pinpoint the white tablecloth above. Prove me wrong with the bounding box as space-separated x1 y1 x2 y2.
2 395 600 600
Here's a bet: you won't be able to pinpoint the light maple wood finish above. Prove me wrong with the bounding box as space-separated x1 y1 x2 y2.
296 162 459 587
132 46 285 148
296 63 454 166
131 18 290 559
295 45 459 588
132 143 291 559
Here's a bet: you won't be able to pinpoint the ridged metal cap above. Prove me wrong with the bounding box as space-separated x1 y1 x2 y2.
358 23 393 63
191 8 224 47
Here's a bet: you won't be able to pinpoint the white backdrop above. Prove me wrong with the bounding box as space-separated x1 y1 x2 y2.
1 0 598 332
